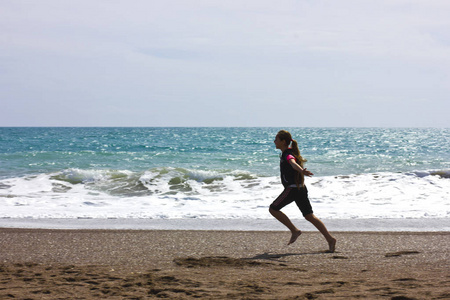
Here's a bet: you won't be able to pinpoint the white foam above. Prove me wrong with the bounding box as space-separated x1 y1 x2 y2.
0 169 449 220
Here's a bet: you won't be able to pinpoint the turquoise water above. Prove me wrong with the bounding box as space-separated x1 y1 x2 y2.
2 127 449 178
0 127 449 220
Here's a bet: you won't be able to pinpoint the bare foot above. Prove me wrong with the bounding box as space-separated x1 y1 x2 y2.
327 238 336 253
288 230 302 245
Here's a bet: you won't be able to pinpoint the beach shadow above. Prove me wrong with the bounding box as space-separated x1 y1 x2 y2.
174 256 271 268
245 251 326 262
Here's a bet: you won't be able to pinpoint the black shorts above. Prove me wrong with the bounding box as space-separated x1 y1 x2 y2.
270 186 313 217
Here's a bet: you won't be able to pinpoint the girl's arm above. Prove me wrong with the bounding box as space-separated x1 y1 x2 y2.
288 159 314 177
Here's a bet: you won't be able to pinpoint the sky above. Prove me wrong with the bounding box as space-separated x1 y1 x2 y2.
1 0 449 127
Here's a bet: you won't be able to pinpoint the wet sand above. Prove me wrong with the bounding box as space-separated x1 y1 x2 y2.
0 229 449 299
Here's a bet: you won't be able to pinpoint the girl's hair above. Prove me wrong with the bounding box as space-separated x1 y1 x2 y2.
277 130 307 188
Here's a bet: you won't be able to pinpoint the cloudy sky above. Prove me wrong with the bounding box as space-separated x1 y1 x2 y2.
1 0 449 127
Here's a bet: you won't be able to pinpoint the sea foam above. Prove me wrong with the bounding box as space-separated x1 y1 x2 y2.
1 168 448 220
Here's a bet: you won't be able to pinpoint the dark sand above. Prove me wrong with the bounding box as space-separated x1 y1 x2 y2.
0 229 448 299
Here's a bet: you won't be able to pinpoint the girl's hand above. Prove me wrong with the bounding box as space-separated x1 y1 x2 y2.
303 168 314 177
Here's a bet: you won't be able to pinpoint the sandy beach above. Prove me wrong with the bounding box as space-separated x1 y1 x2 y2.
0 229 448 299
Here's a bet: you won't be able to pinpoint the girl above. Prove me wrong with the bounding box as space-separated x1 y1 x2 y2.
270 130 336 252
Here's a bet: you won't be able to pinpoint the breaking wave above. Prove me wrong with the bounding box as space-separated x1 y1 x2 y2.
0 167 449 219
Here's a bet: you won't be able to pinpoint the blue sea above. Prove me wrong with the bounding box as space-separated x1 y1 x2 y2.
0 127 449 230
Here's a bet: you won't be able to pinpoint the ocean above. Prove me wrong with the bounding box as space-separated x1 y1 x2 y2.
0 127 449 230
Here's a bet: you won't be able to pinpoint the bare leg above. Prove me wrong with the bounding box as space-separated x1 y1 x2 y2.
304 213 336 252
269 208 302 245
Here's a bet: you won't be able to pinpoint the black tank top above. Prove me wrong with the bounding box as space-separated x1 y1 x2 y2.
280 149 298 187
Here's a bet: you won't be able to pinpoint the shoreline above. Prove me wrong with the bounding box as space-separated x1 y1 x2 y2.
0 229 449 299
0 217 449 231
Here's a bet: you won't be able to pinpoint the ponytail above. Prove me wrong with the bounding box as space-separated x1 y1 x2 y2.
291 139 307 188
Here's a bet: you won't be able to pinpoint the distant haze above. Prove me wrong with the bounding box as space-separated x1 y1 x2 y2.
1 0 449 127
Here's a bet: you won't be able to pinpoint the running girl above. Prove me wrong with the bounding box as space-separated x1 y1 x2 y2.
270 130 336 252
